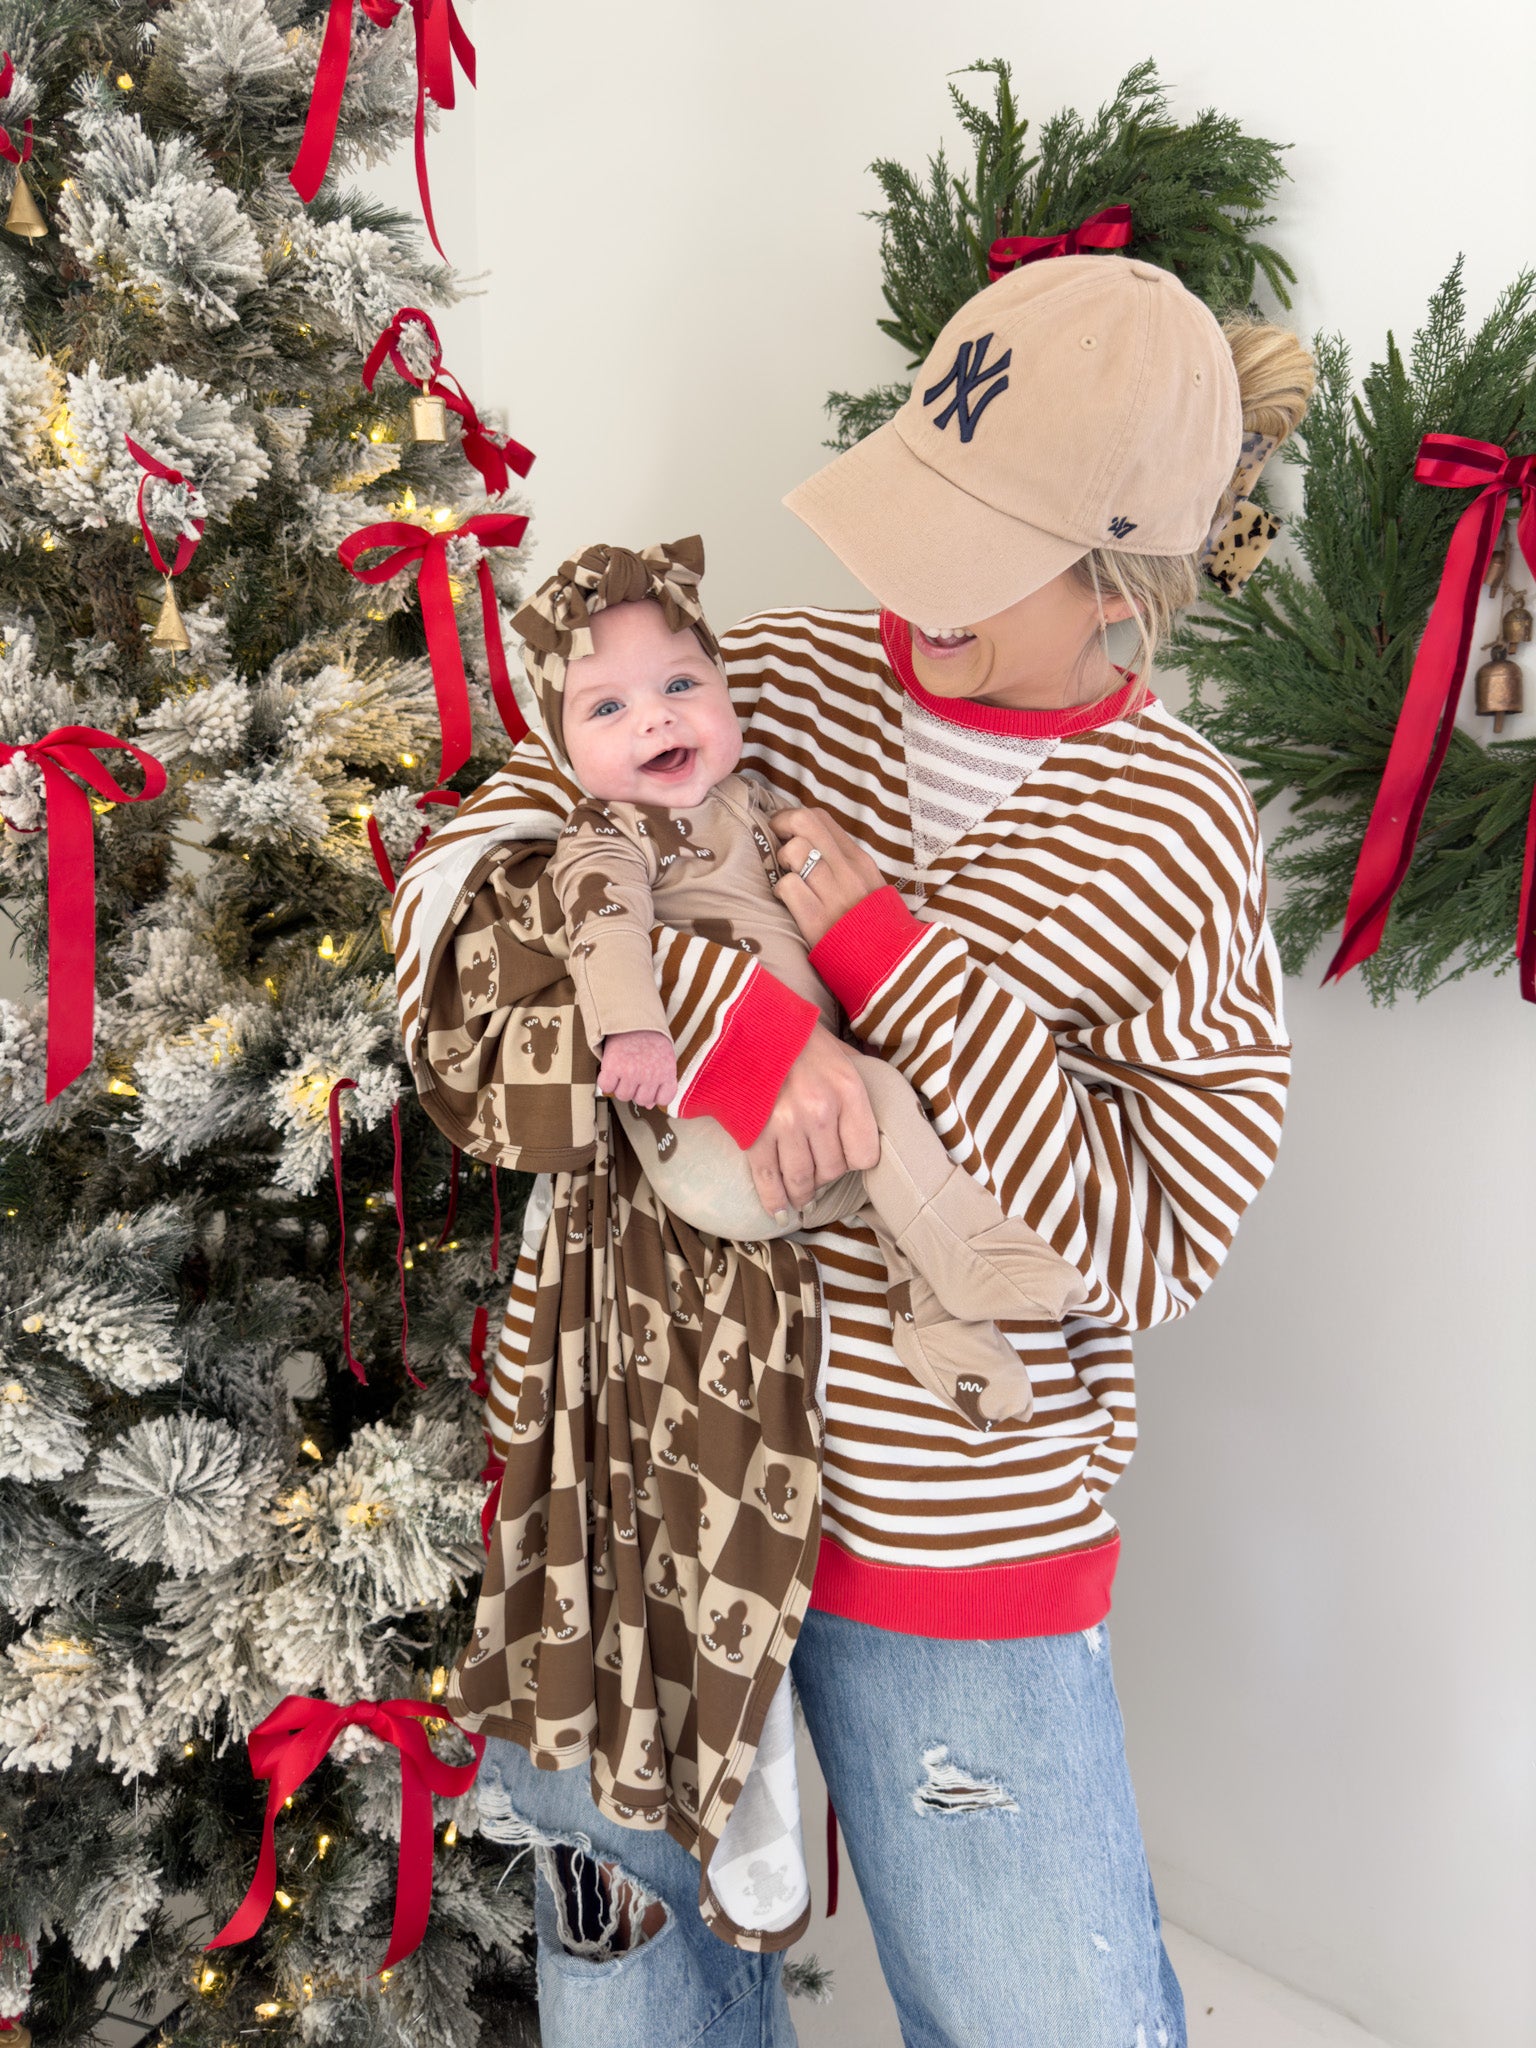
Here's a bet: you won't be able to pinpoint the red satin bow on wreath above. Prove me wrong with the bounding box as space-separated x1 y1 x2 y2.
0 729 166 1100
339 514 528 785
363 308 534 497
207 1694 485 1973
987 203 1133 283
291 0 473 258
0 52 33 168
1325 434 1536 997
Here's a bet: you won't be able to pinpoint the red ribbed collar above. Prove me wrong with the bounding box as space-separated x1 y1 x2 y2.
880 609 1150 737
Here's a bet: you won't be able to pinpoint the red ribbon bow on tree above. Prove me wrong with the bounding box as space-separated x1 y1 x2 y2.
1325 434 1536 994
987 204 1133 283
363 308 534 497
207 1694 485 1973
124 434 205 576
0 729 166 1101
291 0 474 258
339 513 528 785
0 52 33 168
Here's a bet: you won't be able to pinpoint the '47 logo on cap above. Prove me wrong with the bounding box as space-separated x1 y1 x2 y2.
923 333 1011 443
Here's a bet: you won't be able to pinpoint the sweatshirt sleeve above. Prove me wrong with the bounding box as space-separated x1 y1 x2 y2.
808 866 1291 1333
548 804 670 1048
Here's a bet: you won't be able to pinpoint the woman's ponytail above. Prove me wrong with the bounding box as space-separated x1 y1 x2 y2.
1069 313 1316 690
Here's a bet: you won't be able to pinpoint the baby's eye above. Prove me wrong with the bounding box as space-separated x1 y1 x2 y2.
589 699 623 718
664 675 695 695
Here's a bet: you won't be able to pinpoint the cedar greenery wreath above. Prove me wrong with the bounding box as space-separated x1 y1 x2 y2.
834 62 1536 1002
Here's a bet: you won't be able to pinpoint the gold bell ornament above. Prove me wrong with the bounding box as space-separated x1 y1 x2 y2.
409 383 447 442
3 165 44 238
1484 529 1510 595
1499 585 1532 647
1475 639 1523 732
1 2026 29 2048
150 578 191 655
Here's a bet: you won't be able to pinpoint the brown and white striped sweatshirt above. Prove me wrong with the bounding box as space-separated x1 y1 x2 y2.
486 605 1289 1639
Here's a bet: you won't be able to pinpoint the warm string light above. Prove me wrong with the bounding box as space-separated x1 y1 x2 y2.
299 1438 323 1461
316 1833 332 1859
316 933 336 961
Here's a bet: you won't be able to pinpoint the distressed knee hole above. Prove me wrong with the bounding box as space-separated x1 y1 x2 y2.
911 1743 1020 1816
1083 1623 1104 1657
545 1842 667 1960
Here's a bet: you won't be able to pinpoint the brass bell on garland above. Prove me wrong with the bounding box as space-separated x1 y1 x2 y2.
3 166 44 238
150 578 191 655
409 384 448 442
1484 530 1510 594
1476 640 1523 732
1499 585 1532 646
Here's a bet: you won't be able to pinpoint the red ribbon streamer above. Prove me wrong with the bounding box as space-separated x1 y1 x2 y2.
987 203 1133 283
207 1693 485 1972
339 515 528 782
1325 435 1536 988
367 789 461 896
124 435 204 579
363 307 535 496
467 1302 490 1399
0 728 166 1100
435 1143 460 1247
391 1098 423 1387
479 1431 504 1549
327 1078 366 1382
0 51 33 169
290 0 475 259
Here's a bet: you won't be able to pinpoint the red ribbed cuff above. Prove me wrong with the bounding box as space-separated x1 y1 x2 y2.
677 967 820 1148
808 886 928 1021
809 1532 1120 1639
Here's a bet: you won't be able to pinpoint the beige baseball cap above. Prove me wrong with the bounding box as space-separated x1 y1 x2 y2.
785 253 1242 625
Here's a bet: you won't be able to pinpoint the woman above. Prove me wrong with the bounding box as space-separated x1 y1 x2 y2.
450 253 1308 2044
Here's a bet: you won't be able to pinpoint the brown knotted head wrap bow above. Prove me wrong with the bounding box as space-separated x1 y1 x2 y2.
510 535 720 764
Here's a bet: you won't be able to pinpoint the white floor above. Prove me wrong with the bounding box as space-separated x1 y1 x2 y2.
787 1732 1397 2048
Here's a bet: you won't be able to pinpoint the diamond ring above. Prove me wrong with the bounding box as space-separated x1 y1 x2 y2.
797 848 823 882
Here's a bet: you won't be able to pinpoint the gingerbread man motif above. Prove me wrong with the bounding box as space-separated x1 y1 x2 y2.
474 1094 504 1151
708 1341 754 1412
657 1412 698 1473
634 1735 661 1782
518 1012 562 1075
648 1553 679 1600
541 1586 578 1642
458 948 497 1007
755 1464 798 1524
516 1510 549 1570
628 1100 678 1159
692 916 760 955
952 1374 1030 1434
566 869 625 930
512 1379 550 1436
634 806 715 870
703 1601 752 1664
610 1469 637 1541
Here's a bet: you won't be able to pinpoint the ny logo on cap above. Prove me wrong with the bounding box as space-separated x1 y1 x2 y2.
923 333 1012 443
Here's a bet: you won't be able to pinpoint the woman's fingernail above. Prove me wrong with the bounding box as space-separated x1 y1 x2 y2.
772 1208 790 1225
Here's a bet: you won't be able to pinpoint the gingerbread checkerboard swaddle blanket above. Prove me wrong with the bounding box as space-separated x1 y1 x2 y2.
392 733 825 1950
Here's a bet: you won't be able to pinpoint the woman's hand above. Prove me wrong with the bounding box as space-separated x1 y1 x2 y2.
747 1023 880 1217
771 806 885 948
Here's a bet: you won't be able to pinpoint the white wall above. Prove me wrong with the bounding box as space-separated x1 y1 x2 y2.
444 5 1536 2043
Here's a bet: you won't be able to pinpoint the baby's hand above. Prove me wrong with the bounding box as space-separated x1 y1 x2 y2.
597 1030 677 1108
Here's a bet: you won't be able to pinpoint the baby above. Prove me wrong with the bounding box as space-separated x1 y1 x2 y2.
516 538 1084 1431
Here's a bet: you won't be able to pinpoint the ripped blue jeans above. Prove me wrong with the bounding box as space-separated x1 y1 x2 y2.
479 1607 1186 2048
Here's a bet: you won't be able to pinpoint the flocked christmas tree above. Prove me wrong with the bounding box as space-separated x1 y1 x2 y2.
0 3 541 2043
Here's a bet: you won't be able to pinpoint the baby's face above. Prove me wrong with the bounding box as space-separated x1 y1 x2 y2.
562 598 741 808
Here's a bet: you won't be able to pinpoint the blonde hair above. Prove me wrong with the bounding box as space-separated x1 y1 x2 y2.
1070 316 1317 688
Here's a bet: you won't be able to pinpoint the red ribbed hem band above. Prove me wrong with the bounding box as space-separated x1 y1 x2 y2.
808 1531 1120 1639
880 609 1149 737
809 885 928 1020
677 966 819 1148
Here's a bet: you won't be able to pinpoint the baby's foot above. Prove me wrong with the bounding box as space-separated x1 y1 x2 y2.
888 1275 1035 1433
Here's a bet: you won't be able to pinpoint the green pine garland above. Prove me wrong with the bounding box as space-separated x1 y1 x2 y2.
1177 260 1536 1001
826 57 1295 449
